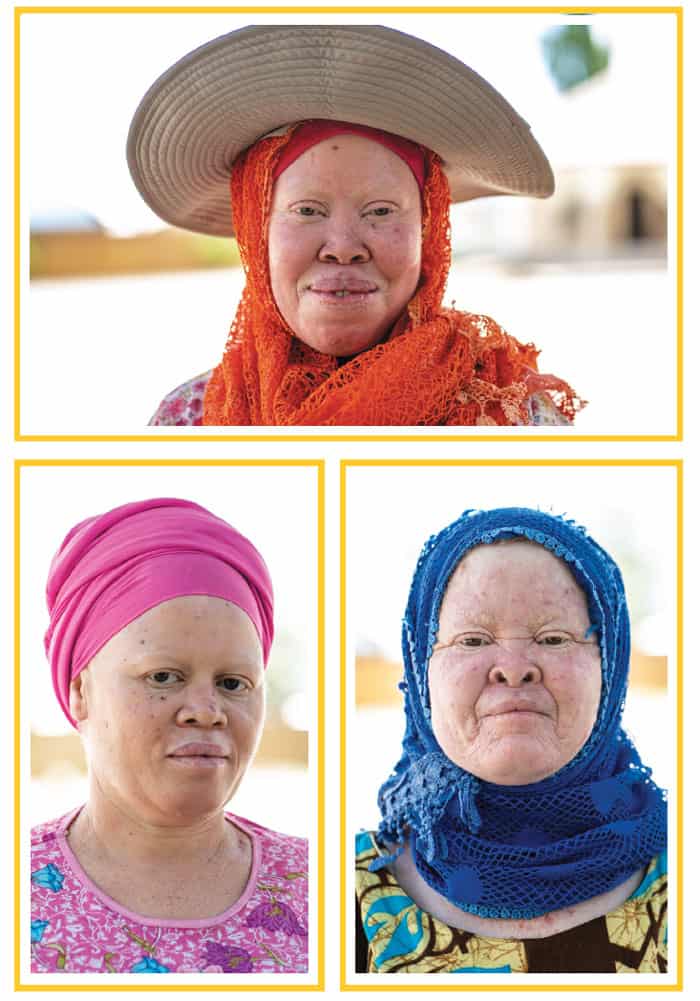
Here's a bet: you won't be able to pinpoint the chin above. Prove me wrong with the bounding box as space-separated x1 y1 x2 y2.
300 326 385 357
292 305 396 357
158 780 233 819
487 761 559 786
162 796 228 823
470 742 560 786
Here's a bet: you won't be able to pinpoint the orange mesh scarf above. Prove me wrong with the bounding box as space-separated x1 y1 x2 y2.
203 131 583 426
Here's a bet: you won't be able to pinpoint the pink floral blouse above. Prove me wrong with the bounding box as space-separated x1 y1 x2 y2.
149 373 568 427
31 808 308 974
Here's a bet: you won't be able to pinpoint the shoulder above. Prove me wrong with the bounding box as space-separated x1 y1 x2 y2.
355 831 408 908
148 370 213 426
355 829 380 862
32 812 88 900
31 811 75 862
527 392 571 426
625 851 667 904
229 814 308 871
31 814 65 846
601 853 667 973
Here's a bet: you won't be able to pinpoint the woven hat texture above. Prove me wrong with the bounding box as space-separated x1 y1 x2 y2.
127 24 554 236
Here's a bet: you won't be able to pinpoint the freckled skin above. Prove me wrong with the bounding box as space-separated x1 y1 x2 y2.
70 596 265 828
268 135 422 357
428 542 602 785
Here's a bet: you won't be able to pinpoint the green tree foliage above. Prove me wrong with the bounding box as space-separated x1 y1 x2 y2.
541 25 610 93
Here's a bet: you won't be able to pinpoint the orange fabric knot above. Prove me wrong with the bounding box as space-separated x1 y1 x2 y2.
203 126 583 427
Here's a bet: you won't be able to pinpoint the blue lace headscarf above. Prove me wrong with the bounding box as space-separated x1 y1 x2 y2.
372 508 667 919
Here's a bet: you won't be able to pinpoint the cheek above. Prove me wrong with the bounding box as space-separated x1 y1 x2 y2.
231 692 265 742
428 659 481 724
551 656 602 732
100 692 164 749
268 221 311 295
378 224 422 277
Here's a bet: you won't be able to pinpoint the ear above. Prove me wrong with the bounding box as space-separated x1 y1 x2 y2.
68 671 90 725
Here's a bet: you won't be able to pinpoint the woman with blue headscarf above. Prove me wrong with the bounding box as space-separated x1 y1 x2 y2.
355 508 667 973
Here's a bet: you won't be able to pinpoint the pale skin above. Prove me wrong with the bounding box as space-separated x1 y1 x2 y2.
391 541 643 937
268 134 423 358
66 595 265 920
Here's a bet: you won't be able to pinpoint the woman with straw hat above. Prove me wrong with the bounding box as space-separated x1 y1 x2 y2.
128 25 584 427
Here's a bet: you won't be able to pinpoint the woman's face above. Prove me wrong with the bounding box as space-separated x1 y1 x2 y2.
70 595 265 826
428 541 602 786
268 134 423 357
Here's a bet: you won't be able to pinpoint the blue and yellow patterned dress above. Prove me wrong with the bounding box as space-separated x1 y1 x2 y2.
356 832 667 973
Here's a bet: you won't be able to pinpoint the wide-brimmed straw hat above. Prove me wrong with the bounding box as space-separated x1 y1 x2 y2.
127 24 554 238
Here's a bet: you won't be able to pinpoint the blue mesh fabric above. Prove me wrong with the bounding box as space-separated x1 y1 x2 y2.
371 508 667 919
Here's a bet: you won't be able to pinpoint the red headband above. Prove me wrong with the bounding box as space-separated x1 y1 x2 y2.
272 119 427 191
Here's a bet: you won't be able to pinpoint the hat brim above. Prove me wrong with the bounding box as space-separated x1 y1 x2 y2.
127 24 555 238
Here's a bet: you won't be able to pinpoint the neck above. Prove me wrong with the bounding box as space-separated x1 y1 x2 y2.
69 781 234 869
64 795 253 920
391 841 644 939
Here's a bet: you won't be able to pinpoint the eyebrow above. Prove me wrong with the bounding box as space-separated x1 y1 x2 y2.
125 652 263 672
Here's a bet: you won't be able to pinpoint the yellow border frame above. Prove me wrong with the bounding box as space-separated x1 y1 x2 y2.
14 458 326 991
339 458 682 990
14 5 683 442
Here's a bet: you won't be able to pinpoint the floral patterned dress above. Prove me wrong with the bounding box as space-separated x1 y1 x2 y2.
31 808 308 974
148 373 569 427
356 832 667 973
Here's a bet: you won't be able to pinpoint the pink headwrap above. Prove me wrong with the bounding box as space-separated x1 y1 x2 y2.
272 119 427 191
45 498 274 728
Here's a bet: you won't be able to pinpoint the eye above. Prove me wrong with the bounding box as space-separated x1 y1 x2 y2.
536 633 572 647
364 205 393 218
293 204 324 218
456 633 493 649
217 676 250 694
148 670 181 686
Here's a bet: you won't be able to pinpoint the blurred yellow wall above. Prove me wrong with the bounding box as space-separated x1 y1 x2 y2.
30 229 239 280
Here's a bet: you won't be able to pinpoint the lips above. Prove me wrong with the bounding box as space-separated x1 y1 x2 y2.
167 742 229 758
308 277 378 295
482 699 549 719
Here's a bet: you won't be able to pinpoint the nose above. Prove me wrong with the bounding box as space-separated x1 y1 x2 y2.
175 686 227 728
318 217 370 265
487 642 543 687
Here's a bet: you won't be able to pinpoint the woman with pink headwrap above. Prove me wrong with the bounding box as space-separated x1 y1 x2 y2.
31 498 308 975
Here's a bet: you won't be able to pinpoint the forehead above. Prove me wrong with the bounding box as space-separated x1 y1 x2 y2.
273 134 419 195
440 540 588 618
88 595 262 674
